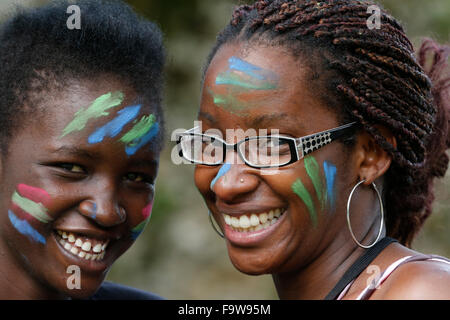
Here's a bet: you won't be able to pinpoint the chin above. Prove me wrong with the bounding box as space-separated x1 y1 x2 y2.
228 249 277 276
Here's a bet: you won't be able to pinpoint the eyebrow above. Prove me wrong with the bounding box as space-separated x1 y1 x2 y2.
52 146 101 160
198 111 218 125
198 111 300 130
128 158 159 169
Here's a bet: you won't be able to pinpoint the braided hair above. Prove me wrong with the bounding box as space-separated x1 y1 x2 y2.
204 0 450 246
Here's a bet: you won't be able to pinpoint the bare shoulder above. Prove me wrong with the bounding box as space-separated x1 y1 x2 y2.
376 257 450 300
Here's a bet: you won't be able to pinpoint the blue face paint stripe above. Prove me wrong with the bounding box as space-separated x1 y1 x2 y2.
210 163 232 190
228 56 265 80
323 161 337 209
88 105 141 144
124 122 159 156
8 210 46 244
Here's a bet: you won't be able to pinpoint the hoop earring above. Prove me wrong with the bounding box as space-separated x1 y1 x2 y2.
346 180 384 249
208 210 224 238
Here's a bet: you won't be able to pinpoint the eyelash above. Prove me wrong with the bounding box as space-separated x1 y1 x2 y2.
55 163 153 185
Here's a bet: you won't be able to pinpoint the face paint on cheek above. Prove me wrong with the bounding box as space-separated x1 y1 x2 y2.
130 202 153 240
304 156 325 209
8 210 46 244
323 161 337 211
210 163 232 191
11 184 53 224
119 114 159 156
87 104 141 144
60 91 125 138
291 178 318 228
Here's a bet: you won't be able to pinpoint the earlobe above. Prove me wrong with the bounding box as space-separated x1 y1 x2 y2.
355 125 397 185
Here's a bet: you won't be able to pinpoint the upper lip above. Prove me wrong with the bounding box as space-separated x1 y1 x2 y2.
215 203 286 216
54 228 121 241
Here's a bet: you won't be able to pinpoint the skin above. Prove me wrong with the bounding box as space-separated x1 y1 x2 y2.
194 42 450 300
0 75 159 299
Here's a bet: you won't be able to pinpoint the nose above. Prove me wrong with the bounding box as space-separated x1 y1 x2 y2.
78 193 126 227
211 161 260 203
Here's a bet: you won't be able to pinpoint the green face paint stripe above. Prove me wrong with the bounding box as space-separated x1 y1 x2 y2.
291 178 317 227
119 114 156 145
215 72 278 90
12 191 53 223
60 91 125 138
304 156 325 208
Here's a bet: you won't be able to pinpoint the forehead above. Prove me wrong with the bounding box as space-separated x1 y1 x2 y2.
200 42 332 133
10 77 160 161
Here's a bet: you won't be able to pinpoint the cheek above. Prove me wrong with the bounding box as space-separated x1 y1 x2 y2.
289 157 339 228
194 166 212 195
129 201 153 240
7 184 54 245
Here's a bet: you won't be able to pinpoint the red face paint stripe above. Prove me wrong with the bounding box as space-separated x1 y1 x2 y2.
142 202 153 220
17 184 52 207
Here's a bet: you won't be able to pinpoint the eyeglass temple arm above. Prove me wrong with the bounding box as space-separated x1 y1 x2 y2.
296 122 358 156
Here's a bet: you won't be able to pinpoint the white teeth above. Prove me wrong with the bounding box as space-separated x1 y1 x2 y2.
222 208 285 232
239 215 250 228
274 208 281 218
93 244 102 253
56 231 108 261
231 217 239 228
259 213 268 224
250 214 259 226
82 241 92 252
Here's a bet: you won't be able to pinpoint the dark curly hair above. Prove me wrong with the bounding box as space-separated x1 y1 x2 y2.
0 0 166 153
203 0 450 246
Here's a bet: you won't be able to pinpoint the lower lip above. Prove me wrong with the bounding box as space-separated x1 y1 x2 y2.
223 210 287 246
52 232 110 273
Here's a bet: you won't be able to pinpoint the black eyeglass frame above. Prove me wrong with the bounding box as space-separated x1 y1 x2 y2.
176 122 358 169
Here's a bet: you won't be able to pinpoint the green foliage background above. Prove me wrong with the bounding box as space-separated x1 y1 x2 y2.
0 0 448 299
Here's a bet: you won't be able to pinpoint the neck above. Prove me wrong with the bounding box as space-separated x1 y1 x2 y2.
272 214 384 300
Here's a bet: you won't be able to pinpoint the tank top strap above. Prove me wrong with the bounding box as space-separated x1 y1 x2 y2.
324 237 398 300
355 254 450 300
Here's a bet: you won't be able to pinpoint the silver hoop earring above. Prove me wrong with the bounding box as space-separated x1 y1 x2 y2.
346 180 384 249
208 210 224 238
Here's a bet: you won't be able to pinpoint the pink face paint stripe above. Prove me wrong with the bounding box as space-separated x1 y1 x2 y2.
142 202 153 220
17 184 52 207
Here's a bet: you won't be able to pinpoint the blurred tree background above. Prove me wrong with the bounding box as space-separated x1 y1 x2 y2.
0 0 448 299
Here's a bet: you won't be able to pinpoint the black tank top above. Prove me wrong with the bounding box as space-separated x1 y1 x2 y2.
324 237 398 300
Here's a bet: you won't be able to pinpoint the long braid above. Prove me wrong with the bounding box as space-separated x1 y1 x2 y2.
204 0 450 246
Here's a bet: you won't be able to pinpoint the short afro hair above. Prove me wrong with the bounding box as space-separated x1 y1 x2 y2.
0 0 165 152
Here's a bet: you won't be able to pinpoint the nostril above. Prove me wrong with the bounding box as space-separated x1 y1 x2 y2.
79 200 97 219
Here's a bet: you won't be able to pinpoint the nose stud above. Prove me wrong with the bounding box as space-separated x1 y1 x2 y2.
240 178 244 183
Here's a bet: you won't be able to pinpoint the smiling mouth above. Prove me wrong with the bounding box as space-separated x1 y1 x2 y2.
54 230 109 261
222 208 285 232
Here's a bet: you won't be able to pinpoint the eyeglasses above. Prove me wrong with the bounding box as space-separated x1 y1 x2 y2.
176 122 358 168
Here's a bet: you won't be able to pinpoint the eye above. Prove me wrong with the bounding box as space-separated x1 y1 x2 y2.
123 172 151 184
59 163 86 173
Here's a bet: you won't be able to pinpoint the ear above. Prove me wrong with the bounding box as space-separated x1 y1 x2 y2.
353 125 397 185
